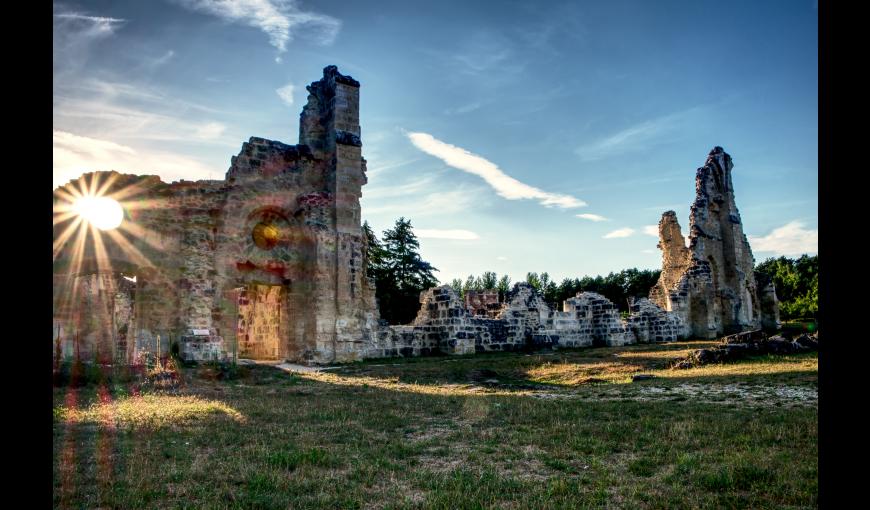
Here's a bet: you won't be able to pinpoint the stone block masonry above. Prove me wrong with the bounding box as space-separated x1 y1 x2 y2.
365 284 686 359
648 147 779 338
53 67 768 366
54 66 380 363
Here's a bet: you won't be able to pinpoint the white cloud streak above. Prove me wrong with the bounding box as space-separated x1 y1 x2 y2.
749 221 818 257
406 132 586 209
53 8 127 76
53 12 126 37
576 213 608 222
416 229 480 240
174 0 341 55
642 225 659 236
603 228 635 239
276 82 295 105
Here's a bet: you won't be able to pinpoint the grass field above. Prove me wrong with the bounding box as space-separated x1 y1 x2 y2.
53 340 818 509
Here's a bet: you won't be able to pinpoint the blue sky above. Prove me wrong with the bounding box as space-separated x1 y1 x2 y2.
53 0 818 284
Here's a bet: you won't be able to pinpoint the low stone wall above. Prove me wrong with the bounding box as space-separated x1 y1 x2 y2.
364 283 687 360
626 298 688 343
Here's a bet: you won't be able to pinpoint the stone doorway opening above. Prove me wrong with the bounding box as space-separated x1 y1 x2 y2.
237 283 286 360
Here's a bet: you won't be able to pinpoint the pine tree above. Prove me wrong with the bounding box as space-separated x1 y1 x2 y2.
381 217 438 291
362 221 388 281
365 217 439 324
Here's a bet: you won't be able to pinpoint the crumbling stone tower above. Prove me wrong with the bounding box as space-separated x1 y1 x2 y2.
649 147 778 338
53 66 380 364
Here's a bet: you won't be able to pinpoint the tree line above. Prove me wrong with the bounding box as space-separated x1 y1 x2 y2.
754 255 818 320
363 218 818 325
449 269 662 313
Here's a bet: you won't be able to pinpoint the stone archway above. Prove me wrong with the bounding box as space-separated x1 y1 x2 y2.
218 204 317 361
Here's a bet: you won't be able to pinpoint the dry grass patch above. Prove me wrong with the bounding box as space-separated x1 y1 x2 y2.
54 392 245 429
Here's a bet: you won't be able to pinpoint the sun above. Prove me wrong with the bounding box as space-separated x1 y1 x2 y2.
72 196 124 230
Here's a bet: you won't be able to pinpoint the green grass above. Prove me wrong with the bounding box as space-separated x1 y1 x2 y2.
53 341 817 509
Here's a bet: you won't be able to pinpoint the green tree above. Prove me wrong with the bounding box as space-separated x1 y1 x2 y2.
755 255 818 320
463 274 477 296
449 278 463 297
362 221 388 281
497 274 512 301
480 271 498 290
365 217 440 325
526 272 542 290
382 217 438 291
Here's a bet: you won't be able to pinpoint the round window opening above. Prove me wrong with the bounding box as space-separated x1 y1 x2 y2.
252 222 280 250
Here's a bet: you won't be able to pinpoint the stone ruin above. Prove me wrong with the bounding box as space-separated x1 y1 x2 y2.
52 65 777 366
648 147 780 338
368 284 685 359
54 66 381 365
464 290 501 318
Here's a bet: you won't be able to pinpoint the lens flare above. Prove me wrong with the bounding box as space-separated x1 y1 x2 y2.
73 196 124 230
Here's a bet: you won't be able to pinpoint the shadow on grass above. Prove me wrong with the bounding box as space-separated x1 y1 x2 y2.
321 341 816 392
52 342 818 509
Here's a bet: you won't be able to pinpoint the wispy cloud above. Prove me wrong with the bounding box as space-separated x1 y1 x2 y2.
53 130 222 189
173 0 340 58
642 225 659 236
276 82 295 105
422 30 525 87
148 49 176 68
363 187 479 218
603 228 635 239
55 78 234 146
749 221 818 257
576 213 608 222
406 132 586 209
195 122 227 140
444 102 483 116
575 106 706 161
416 229 480 240
365 157 421 178
53 7 127 76
53 12 126 37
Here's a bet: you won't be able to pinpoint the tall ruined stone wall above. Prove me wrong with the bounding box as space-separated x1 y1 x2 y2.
649 147 778 338
53 66 379 364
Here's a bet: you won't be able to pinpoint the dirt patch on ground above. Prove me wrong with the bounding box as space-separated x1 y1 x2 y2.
529 383 817 408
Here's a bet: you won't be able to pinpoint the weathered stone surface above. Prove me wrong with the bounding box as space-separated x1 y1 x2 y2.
54 66 379 364
650 147 780 339
368 283 690 358
465 290 501 318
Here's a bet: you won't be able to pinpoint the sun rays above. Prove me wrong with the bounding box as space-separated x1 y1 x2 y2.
54 172 169 363
53 171 161 272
